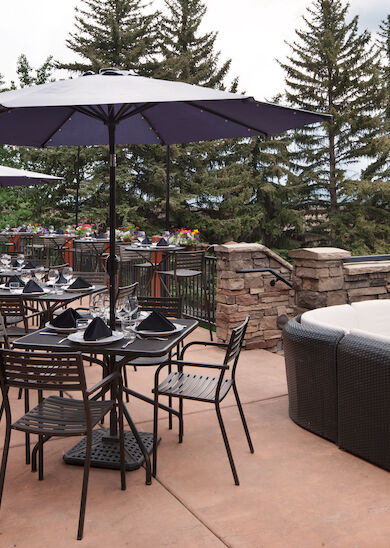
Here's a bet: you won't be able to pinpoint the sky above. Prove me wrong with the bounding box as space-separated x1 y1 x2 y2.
0 0 388 101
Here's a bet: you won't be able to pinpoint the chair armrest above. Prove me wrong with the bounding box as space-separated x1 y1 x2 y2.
169 359 228 370
86 371 119 397
180 340 227 359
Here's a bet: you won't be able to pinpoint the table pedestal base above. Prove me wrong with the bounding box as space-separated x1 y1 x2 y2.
63 429 158 471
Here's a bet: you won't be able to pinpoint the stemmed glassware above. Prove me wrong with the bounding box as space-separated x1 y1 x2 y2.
34 266 45 284
62 267 73 285
49 225 55 235
1 254 11 269
48 269 59 287
128 296 139 319
137 230 145 243
20 270 30 286
16 254 25 270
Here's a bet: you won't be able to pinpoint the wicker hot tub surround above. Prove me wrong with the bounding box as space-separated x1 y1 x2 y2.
283 300 390 471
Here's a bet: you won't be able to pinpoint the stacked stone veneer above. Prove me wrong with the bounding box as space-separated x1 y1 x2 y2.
214 243 295 351
290 247 390 312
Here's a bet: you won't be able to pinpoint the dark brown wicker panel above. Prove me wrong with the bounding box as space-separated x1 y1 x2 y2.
337 334 390 472
283 316 344 442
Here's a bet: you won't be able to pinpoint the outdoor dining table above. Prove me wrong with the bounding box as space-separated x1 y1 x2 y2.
12 318 198 475
0 284 107 327
40 234 73 265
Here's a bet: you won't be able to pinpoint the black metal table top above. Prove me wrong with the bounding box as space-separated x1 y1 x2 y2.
12 318 198 357
0 284 106 303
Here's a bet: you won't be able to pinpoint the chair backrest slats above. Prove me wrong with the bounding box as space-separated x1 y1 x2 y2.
117 282 138 300
0 314 9 348
224 317 249 374
72 271 107 285
175 251 204 271
138 296 183 318
119 247 151 262
0 350 86 392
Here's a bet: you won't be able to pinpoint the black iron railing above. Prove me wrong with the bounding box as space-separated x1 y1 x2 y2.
236 268 293 288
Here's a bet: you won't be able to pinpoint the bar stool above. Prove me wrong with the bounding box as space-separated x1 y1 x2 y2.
158 250 213 340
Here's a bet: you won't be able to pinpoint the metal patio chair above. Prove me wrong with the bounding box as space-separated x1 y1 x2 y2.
152 316 253 485
0 349 126 540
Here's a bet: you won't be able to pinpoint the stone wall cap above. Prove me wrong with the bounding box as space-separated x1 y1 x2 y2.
344 261 390 275
214 243 266 253
214 242 293 270
289 247 351 260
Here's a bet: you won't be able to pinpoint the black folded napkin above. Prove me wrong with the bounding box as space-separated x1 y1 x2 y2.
52 308 82 328
157 237 168 247
5 275 25 288
24 261 37 269
84 317 112 341
141 237 151 245
55 229 64 234
23 279 44 294
11 260 18 267
56 272 68 285
96 232 107 239
68 277 92 289
138 310 175 332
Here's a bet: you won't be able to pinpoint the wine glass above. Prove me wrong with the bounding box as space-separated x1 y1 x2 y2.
91 293 103 319
62 266 73 284
34 266 45 283
48 269 59 286
137 230 145 243
128 296 139 319
20 270 30 286
0 254 7 268
49 225 55 235
5 224 10 232
16 254 25 270
3 254 11 268
115 295 129 322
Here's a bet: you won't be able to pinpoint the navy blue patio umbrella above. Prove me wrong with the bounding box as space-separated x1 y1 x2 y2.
0 68 330 326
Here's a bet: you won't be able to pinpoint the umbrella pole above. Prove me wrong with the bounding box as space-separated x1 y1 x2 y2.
75 145 81 225
165 145 170 232
108 121 118 330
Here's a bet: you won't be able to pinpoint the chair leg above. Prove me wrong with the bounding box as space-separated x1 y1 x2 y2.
77 431 92 541
24 389 30 465
178 398 183 443
38 435 44 480
118 397 126 491
0 423 11 507
123 366 130 403
215 402 239 485
123 406 152 485
233 384 254 453
168 363 172 430
202 275 213 341
152 392 159 478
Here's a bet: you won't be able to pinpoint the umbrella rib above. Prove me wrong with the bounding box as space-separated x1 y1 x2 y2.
41 109 76 147
185 101 268 137
73 106 106 122
117 102 157 123
140 112 165 145
114 103 134 123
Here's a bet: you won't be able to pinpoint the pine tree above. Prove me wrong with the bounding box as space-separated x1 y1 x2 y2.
59 0 159 75
155 0 231 88
362 15 390 182
279 0 383 225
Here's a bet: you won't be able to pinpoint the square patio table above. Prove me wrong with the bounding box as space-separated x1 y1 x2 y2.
12 318 198 472
0 284 107 326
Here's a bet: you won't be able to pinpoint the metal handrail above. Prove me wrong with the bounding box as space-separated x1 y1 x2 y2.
343 254 390 263
236 268 293 288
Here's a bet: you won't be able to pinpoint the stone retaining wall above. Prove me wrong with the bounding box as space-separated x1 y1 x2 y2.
290 247 390 312
214 243 294 351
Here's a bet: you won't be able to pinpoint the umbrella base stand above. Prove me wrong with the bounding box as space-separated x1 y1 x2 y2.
63 429 159 471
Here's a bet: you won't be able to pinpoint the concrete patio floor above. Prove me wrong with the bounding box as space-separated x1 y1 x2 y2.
1 327 390 547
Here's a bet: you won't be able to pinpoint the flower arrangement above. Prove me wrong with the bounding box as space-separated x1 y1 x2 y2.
28 224 48 234
168 228 201 247
116 224 138 242
73 221 97 237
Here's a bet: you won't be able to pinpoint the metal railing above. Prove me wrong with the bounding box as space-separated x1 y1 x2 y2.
343 254 390 263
